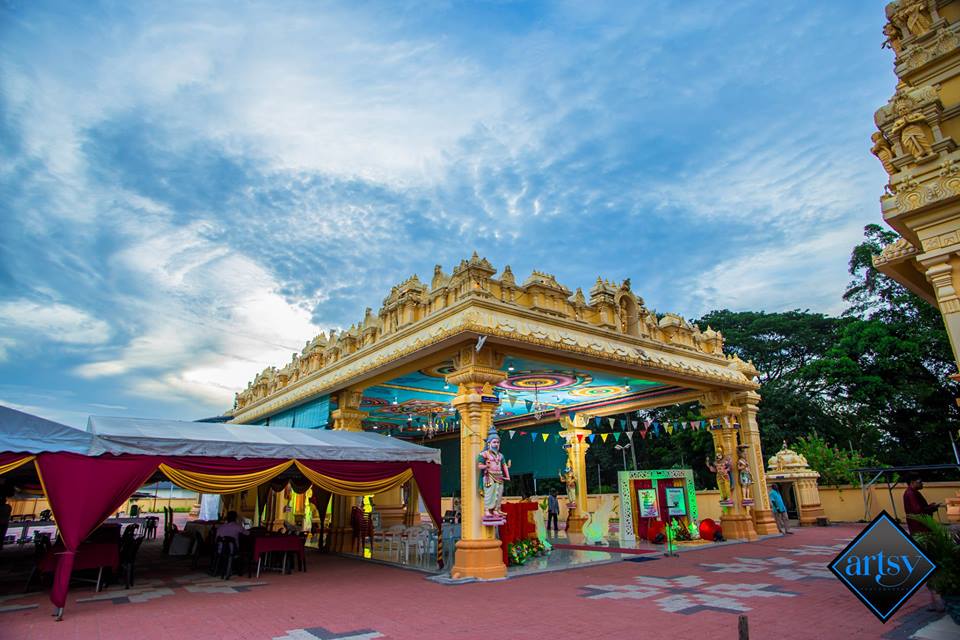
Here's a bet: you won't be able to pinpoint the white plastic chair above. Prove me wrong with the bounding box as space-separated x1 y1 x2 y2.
376 525 406 560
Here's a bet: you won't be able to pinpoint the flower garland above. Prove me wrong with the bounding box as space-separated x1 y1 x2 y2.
508 538 550 566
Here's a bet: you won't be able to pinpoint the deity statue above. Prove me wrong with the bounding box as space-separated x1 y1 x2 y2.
882 21 903 56
559 465 578 509
736 445 754 505
477 427 510 525
898 0 932 38
705 448 734 506
895 112 934 160
871 131 897 176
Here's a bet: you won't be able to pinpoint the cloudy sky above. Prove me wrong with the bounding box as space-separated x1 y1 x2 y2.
0 1 892 426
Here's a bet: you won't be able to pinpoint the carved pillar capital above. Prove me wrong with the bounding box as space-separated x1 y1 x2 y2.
331 387 367 431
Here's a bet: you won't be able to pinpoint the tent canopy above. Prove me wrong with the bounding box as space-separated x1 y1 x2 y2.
0 405 93 454
85 415 440 463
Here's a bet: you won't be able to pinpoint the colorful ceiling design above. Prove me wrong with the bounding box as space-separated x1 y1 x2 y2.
356 357 681 433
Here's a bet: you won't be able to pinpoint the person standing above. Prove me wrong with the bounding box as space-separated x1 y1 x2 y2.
903 473 941 535
769 484 792 535
547 489 560 536
903 473 945 612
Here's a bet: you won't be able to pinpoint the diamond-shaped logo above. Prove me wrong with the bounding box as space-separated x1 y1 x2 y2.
829 511 937 622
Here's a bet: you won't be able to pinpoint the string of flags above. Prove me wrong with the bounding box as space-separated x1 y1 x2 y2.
498 415 729 445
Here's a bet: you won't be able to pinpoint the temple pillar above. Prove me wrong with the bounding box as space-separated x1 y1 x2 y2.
795 478 827 526
558 422 592 533
446 344 507 580
404 480 420 526
701 391 757 541
375 485 406 528
922 256 960 370
733 391 779 535
329 387 367 553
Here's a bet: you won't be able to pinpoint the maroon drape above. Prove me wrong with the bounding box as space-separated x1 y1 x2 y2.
36 453 159 608
410 462 441 530
161 456 287 474
295 459 442 529
0 452 33 468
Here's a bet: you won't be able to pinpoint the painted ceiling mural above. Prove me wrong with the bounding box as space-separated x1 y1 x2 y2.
349 357 677 434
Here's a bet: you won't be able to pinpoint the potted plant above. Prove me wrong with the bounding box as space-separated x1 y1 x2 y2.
912 515 960 624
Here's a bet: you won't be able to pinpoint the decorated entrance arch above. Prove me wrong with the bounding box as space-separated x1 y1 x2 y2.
230 255 780 579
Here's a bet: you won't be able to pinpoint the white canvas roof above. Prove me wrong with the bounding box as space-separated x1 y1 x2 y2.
86 415 441 463
0 405 94 454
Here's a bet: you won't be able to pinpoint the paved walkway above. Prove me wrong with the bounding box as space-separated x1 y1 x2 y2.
0 524 952 639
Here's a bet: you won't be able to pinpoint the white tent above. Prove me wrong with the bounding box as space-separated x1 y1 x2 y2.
86 415 441 463
0 405 93 454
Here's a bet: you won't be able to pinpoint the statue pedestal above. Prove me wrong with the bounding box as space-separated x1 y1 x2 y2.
451 539 506 580
720 512 758 540
566 514 587 534
947 491 960 523
752 508 780 535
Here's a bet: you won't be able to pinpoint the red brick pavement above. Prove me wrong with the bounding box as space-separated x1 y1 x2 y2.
0 524 941 640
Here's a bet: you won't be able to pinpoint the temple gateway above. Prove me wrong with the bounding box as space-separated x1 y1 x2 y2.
229 255 779 579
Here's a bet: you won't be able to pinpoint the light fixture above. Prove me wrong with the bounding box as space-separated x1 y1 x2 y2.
444 383 450 390
392 397 399 405
508 362 515 372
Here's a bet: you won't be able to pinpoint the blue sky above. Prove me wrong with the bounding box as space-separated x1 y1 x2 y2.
0 1 892 426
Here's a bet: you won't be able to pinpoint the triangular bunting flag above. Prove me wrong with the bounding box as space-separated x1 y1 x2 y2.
640 430 648 439
531 432 538 442
600 433 609 442
508 394 517 408
613 432 622 442
519 431 527 436
594 416 601 427
644 419 652 429
542 433 550 442
722 415 730 427
525 400 533 412
607 417 615 428
577 434 584 442
553 408 561 420
666 423 674 435
631 420 638 430
587 434 595 443
626 431 634 442
690 421 698 430
508 431 516 439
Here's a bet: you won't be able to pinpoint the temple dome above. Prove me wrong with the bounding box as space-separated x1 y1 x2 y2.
767 441 810 472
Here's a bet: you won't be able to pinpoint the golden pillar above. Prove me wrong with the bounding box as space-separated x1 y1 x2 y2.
329 388 367 553
558 414 592 533
375 485 406 527
733 391 779 536
446 344 507 580
700 391 757 541
404 480 420 526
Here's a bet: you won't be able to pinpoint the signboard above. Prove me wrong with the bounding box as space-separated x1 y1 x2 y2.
481 396 500 404
636 488 659 518
665 487 686 516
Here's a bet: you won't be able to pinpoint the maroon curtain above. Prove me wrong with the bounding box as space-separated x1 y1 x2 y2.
161 456 287 474
0 452 32 468
35 453 160 608
296 459 442 531
410 462 441 530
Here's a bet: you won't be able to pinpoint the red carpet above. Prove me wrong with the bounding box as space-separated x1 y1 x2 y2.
552 542 657 555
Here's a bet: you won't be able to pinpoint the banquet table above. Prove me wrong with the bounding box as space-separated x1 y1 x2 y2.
249 535 306 578
5 520 57 544
183 520 218 541
38 542 120 591
499 502 539 566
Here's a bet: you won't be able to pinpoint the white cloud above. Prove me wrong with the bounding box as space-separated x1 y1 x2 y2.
72 219 320 410
679 222 867 316
0 300 112 346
